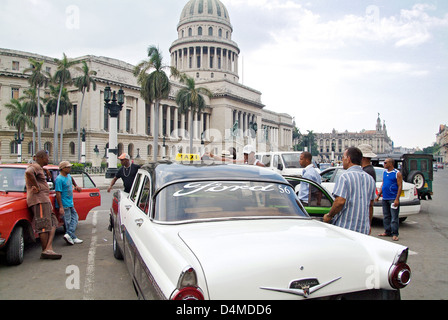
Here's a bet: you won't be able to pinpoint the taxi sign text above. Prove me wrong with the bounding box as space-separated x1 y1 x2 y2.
176 153 201 161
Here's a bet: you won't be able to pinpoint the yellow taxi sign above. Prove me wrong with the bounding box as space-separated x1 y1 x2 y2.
175 153 201 162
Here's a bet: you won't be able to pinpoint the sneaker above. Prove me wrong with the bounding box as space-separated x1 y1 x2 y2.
73 238 83 244
63 234 74 245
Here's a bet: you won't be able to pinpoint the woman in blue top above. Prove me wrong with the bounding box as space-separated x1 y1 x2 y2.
375 158 403 241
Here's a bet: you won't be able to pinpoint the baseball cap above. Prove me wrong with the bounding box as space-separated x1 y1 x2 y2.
118 153 130 160
59 161 73 170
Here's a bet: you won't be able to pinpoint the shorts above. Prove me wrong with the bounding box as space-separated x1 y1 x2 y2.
30 203 58 234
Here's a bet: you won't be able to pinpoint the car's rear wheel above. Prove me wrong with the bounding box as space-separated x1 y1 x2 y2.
6 226 24 266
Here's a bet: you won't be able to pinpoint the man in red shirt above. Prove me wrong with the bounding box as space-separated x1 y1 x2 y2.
25 150 62 260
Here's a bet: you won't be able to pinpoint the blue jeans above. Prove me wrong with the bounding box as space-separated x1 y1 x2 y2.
63 207 79 239
382 200 399 237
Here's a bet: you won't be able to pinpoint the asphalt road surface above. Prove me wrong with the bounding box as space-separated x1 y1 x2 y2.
1 169 447 300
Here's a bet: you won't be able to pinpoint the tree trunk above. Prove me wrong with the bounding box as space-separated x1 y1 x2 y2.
153 100 159 161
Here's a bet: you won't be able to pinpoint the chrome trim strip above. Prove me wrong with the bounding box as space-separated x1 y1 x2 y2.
260 277 341 298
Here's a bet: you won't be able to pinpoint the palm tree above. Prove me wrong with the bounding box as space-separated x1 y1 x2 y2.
23 58 50 150
53 53 76 163
73 61 97 162
175 74 213 154
133 45 179 160
45 84 73 162
5 99 35 157
20 88 44 155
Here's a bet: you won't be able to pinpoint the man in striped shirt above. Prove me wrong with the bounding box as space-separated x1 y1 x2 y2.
323 147 376 235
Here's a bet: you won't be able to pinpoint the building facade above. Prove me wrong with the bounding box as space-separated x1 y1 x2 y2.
436 124 448 163
0 0 294 164
315 114 393 163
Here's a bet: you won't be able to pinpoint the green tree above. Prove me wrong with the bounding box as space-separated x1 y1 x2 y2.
20 87 44 154
52 53 76 163
133 46 179 160
23 58 50 150
73 61 97 162
5 99 35 149
175 74 213 153
45 84 73 162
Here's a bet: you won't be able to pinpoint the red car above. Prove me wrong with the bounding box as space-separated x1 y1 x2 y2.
0 164 101 265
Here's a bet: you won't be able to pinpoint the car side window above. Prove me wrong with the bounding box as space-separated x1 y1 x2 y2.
136 176 152 215
321 170 334 182
129 173 143 203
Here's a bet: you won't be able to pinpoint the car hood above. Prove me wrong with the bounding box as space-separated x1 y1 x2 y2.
178 219 401 299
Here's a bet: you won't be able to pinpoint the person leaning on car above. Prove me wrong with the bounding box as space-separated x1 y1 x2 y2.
107 153 141 193
323 147 376 235
25 150 62 260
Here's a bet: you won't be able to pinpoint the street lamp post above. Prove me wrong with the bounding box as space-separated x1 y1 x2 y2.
81 128 86 164
104 86 124 179
14 133 25 163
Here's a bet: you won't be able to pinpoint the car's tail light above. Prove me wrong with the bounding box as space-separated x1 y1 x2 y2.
389 248 411 289
389 263 411 289
172 287 204 300
171 266 205 300
414 186 418 197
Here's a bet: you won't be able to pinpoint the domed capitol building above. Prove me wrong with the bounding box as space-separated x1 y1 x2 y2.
0 0 294 164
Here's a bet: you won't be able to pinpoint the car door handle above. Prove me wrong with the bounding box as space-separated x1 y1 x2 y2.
135 218 144 227
125 205 132 211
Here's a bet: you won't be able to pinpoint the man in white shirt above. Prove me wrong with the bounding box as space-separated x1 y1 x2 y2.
298 152 321 205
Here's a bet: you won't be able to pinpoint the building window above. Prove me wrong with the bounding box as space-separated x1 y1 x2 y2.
73 105 78 130
69 142 75 155
44 115 50 129
126 109 131 133
188 28 193 37
198 27 202 36
11 88 19 100
219 29 222 37
12 61 19 71
44 142 52 155
208 27 213 36
10 141 18 154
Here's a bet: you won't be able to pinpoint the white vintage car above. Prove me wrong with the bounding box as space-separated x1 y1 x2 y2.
109 161 411 300
320 166 421 221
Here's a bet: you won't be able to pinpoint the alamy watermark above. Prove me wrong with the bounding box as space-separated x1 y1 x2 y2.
66 5 80 30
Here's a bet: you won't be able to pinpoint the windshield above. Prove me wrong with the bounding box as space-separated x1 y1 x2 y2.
281 153 301 168
155 181 308 222
0 168 26 192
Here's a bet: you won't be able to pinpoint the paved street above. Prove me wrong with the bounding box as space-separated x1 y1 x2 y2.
1 169 447 300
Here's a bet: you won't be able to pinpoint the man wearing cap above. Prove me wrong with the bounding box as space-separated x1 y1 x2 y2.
358 144 377 182
107 153 140 193
56 161 83 245
25 150 61 259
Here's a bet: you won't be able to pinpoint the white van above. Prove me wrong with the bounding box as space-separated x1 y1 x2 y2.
254 152 300 176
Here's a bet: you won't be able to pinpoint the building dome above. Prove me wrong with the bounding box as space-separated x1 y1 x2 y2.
179 0 232 30
170 0 240 82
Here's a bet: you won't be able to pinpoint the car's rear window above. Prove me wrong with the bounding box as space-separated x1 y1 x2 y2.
0 168 26 192
154 181 308 222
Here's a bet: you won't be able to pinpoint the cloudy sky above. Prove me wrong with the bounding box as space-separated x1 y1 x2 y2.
1 0 447 148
